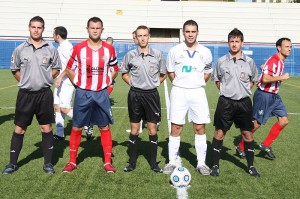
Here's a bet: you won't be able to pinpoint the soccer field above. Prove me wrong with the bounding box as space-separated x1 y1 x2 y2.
0 69 299 199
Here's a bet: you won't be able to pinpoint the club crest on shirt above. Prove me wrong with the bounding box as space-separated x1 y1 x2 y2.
258 110 264 116
42 57 48 64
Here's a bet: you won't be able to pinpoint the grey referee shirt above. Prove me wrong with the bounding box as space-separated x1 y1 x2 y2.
10 39 61 91
120 47 166 90
212 52 258 100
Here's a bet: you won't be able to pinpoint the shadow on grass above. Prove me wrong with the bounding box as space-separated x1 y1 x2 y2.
0 113 14 125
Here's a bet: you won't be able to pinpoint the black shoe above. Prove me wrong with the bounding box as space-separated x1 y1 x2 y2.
259 144 275 159
84 126 94 140
124 162 136 172
53 135 64 140
151 163 163 173
210 165 219 177
43 163 55 174
248 166 260 177
2 163 18 174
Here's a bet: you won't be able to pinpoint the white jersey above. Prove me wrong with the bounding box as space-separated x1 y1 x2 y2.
167 42 212 88
57 39 73 85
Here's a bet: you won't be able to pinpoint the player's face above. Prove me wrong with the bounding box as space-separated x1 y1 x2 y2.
228 36 243 54
29 21 44 41
278 40 292 58
136 29 149 48
53 32 58 43
87 21 103 41
183 25 198 46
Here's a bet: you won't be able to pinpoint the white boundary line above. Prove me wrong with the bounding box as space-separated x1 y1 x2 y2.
163 80 172 134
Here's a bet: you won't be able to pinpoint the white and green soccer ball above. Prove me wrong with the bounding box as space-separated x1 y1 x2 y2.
170 167 191 188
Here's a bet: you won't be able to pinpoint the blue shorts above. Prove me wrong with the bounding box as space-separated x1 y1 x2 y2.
73 87 114 128
253 89 287 125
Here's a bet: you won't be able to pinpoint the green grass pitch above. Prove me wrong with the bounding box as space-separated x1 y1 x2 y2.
0 69 299 198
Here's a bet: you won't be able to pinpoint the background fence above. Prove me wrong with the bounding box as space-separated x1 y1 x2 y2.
1 39 299 75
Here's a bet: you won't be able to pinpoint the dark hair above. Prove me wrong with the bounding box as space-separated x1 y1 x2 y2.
87 17 103 27
135 25 150 34
54 26 68 39
276 37 291 47
183 20 198 31
106 37 113 43
228 28 244 42
29 16 45 27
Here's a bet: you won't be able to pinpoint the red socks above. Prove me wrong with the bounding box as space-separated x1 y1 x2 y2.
262 122 283 147
69 128 82 164
100 128 113 164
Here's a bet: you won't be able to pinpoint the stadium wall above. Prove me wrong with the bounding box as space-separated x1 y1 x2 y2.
1 39 299 76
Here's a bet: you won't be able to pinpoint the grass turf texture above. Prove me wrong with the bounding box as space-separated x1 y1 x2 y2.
0 69 299 198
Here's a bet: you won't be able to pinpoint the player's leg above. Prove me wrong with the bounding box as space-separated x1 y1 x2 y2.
63 88 91 173
92 89 115 173
260 95 288 158
163 87 187 174
211 96 234 177
54 87 65 140
36 88 56 174
124 88 143 172
236 97 260 177
188 87 211 175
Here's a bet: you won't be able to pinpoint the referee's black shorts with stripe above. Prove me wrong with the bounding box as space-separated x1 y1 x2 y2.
213 96 253 133
14 87 55 127
128 87 161 123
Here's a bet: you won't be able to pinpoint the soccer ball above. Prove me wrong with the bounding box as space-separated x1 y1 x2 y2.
170 167 191 187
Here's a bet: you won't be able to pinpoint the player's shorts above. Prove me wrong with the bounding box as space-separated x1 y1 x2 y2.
128 87 161 124
169 86 210 125
14 87 55 127
214 96 253 132
253 88 287 125
53 81 75 108
72 87 113 128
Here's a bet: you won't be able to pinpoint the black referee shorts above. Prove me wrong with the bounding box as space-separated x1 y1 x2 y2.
213 96 253 133
128 87 161 123
14 87 55 127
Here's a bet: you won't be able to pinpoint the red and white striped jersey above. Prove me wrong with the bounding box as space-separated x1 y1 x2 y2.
257 54 284 94
67 40 118 91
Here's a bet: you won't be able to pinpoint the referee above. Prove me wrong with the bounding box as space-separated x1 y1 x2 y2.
2 16 61 174
120 25 167 173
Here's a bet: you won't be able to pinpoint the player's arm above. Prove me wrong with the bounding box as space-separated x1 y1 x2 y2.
55 69 67 88
66 68 75 85
215 81 220 90
122 73 130 85
168 72 175 82
262 73 289 83
159 73 167 83
52 69 60 79
204 73 211 82
11 70 21 82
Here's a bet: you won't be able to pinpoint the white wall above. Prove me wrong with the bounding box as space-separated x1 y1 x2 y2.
0 0 299 43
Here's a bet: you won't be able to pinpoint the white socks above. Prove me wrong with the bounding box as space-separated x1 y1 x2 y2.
168 136 181 165
66 109 73 119
195 134 207 166
55 112 65 137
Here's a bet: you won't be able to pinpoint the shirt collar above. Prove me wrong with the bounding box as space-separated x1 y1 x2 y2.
226 51 247 62
136 46 154 57
25 38 48 48
181 42 201 52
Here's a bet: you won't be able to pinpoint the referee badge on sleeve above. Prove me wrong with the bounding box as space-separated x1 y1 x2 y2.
11 56 14 63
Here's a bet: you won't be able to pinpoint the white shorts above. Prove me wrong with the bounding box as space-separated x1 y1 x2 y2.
53 82 75 108
169 86 211 125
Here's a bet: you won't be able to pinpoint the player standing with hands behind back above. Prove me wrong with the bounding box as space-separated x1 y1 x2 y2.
163 20 212 175
62 17 118 173
210 28 259 177
120 25 167 173
2 16 61 174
